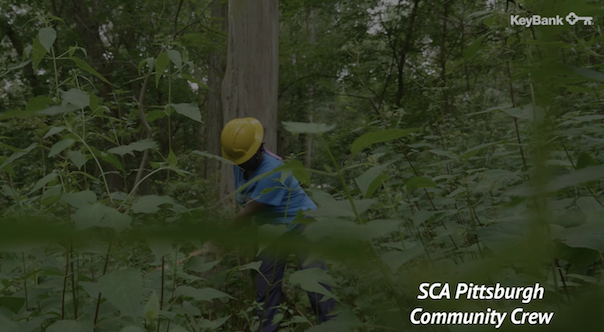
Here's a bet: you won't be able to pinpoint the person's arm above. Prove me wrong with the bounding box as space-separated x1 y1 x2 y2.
229 200 266 229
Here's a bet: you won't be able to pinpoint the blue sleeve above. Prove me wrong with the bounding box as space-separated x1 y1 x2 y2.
251 172 288 206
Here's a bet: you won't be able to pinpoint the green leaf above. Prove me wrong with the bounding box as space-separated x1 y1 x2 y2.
0 297 25 315
185 257 220 273
46 320 93 332
502 104 544 122
463 34 485 61
174 286 233 302
306 199 376 218
38 104 79 116
172 103 201 123
167 149 178 167
197 315 231 330
413 210 436 227
38 27 57 52
28 172 57 195
99 269 143 318
61 190 97 209
569 65 604 82
72 203 112 230
69 57 111 85
0 315 20 332
107 139 157 156
48 138 75 157
191 150 236 165
80 281 100 297
406 176 436 192
145 110 166 122
429 149 459 162
0 157 15 176
62 88 90 108
355 163 391 198
238 261 261 272
282 122 335 134
131 195 174 214
121 327 145 332
460 140 505 159
561 222 604 252
275 160 309 186
381 247 423 271
288 268 337 300
0 143 37 171
155 52 169 87
101 207 132 233
144 291 160 321
89 146 125 171
167 50 182 68
43 126 65 139
576 152 598 169
26 96 54 112
67 150 88 169
350 128 417 158
32 37 47 70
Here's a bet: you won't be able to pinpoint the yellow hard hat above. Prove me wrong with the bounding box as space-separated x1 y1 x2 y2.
221 117 264 165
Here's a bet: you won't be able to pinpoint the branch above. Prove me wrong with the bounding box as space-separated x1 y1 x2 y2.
174 0 185 36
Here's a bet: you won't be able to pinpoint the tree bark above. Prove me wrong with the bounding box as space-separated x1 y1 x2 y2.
304 8 315 169
205 0 228 180
220 0 279 199
395 0 420 107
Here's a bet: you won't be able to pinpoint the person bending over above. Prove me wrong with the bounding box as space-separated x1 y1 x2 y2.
221 117 336 332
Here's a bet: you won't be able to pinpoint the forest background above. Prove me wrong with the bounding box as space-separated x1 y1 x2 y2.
1 0 604 331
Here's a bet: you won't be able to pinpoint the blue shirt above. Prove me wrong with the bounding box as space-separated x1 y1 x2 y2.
234 154 317 230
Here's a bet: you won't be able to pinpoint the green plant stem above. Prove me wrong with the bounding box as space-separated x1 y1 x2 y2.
118 166 169 211
320 136 407 303
67 129 114 206
21 252 29 311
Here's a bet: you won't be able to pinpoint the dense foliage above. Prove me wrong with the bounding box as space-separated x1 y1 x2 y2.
1 0 604 331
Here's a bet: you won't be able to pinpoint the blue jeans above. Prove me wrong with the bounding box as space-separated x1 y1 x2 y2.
254 225 336 332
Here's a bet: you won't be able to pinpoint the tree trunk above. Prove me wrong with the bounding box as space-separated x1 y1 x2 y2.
220 0 279 199
205 0 228 181
304 8 315 169
395 0 420 107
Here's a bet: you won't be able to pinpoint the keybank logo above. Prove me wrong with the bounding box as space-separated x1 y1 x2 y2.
510 12 594 27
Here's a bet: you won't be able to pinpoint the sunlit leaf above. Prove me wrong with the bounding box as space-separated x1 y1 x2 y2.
282 122 335 134
107 139 157 156
167 49 182 68
38 27 57 52
144 291 160 321
172 103 201 123
62 88 90 108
